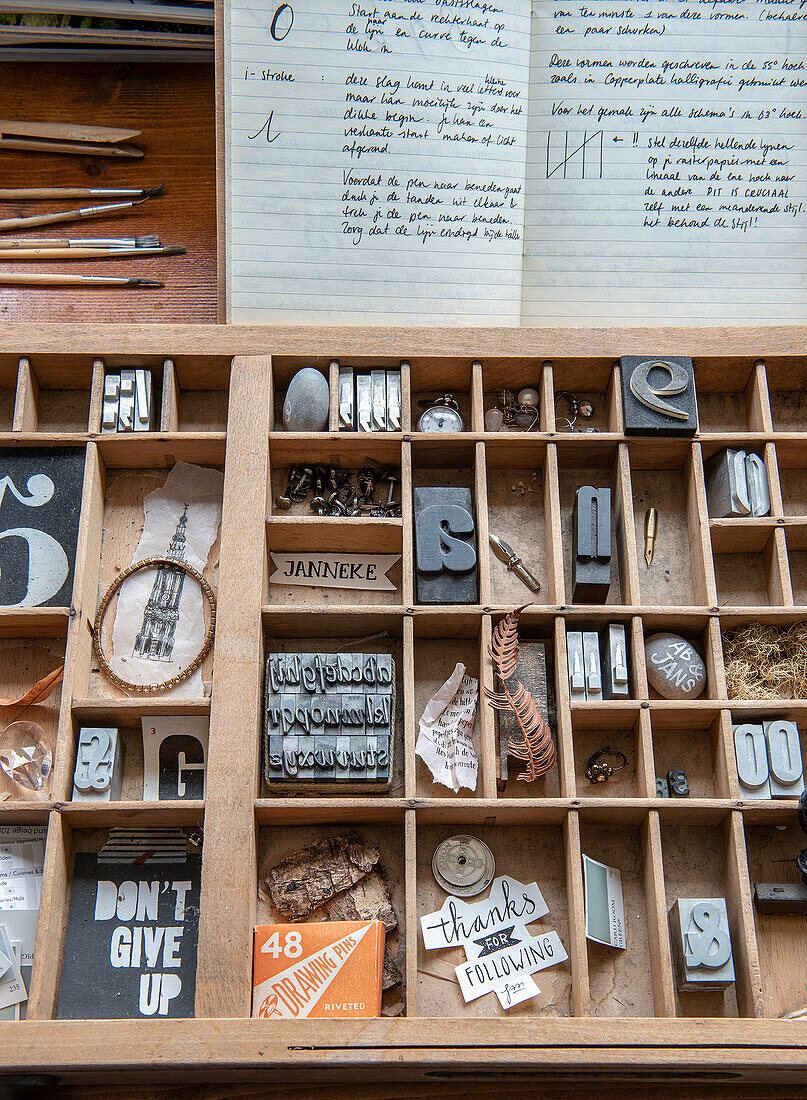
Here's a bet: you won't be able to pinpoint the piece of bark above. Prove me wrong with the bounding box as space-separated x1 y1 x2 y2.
322 872 398 932
383 945 403 990
266 833 379 921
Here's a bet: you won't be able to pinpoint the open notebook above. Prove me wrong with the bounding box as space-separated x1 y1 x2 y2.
226 0 807 326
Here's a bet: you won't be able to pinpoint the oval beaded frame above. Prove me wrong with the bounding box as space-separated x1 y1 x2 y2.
92 556 217 694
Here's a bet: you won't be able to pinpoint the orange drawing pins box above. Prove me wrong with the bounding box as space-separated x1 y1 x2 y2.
253 920 385 1019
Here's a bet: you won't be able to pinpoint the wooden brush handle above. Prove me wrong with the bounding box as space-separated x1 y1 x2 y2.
0 189 99 199
0 248 121 259
0 273 123 285
0 209 92 231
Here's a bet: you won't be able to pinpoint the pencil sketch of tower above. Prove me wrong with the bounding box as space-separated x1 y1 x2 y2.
132 504 188 661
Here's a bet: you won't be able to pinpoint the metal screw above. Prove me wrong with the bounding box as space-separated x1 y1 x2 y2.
274 466 298 511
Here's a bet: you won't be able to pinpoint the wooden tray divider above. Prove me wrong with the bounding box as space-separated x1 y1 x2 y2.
13 356 39 433
540 360 555 432
400 440 414 607
722 810 765 1018
543 443 565 604
52 441 105 803
616 443 640 605
706 615 728 701
474 441 491 607
399 359 412 433
87 358 105 434
746 360 774 435
766 527 792 606
160 358 180 433
714 710 739 800
404 808 418 1016
563 809 590 1017
195 355 271 1019
470 359 484 434
635 708 656 799
27 810 71 1019
477 614 497 800
328 358 340 432
553 617 576 799
402 614 416 800
630 616 649 700
686 443 718 607
607 360 623 434
640 810 676 1017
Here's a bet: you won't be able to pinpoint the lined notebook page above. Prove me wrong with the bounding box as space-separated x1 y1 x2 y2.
522 0 807 326
226 0 532 324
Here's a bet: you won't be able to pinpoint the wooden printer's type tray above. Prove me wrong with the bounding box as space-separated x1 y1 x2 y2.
0 331 805 1086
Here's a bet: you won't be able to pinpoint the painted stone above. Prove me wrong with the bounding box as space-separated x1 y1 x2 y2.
645 632 706 700
0 447 84 608
282 368 329 431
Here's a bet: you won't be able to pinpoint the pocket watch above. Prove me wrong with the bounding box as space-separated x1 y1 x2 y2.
417 395 463 433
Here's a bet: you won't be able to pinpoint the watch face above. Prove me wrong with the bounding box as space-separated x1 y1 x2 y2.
418 406 463 432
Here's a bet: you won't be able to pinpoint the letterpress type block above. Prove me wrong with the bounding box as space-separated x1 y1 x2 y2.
572 486 611 603
734 722 770 799
414 486 477 605
600 621 630 699
764 719 804 799
72 727 122 802
668 898 734 991
620 356 698 436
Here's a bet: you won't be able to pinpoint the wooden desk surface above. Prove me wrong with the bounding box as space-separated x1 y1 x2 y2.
0 61 217 324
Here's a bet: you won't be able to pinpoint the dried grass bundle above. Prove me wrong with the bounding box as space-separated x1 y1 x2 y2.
722 622 807 700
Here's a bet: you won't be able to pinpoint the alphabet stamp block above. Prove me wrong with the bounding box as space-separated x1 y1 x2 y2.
0 447 84 608
414 487 477 605
620 356 698 436
668 898 734 991
72 727 123 802
572 486 611 603
264 652 395 792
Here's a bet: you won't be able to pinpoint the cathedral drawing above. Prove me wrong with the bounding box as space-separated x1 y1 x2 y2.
132 504 189 661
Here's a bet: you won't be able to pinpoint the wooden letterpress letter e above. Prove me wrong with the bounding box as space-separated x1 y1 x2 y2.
572 486 611 603
414 487 478 605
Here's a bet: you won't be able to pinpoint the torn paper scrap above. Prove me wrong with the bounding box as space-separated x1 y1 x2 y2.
109 462 223 697
416 663 478 793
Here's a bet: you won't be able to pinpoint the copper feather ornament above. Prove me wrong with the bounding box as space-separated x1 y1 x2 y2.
484 605 556 782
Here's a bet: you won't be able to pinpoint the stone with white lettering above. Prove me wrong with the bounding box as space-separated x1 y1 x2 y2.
644 632 706 700
264 652 394 791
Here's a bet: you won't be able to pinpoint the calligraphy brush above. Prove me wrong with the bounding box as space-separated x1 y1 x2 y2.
2 246 185 260
0 184 165 201
0 273 163 288
0 198 150 233
0 235 160 249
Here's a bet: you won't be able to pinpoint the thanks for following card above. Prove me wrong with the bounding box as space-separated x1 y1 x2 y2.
253 920 384 1019
583 855 626 950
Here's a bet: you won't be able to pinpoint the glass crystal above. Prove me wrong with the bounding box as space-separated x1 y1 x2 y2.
0 722 52 792
485 408 504 432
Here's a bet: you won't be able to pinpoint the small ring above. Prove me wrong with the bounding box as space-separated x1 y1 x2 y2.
93 557 216 694
587 746 627 772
